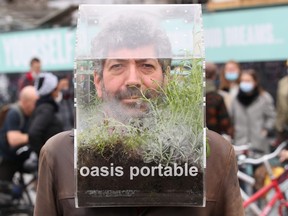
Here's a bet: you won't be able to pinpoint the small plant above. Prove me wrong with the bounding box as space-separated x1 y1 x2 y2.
77 58 204 168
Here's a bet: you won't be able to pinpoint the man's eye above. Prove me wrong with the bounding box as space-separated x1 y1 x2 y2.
142 64 154 69
111 64 123 70
140 64 156 74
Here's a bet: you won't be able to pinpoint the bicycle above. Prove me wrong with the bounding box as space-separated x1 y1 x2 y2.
0 175 35 215
235 142 288 216
0 150 37 216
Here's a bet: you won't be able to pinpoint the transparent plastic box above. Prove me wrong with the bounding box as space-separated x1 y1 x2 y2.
75 4 205 207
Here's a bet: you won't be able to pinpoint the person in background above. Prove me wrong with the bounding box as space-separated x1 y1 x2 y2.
0 74 10 106
56 75 74 130
18 57 42 91
0 86 38 181
218 60 241 115
231 69 275 155
28 73 63 156
275 60 288 145
205 62 232 137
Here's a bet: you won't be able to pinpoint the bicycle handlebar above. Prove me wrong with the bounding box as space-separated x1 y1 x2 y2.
238 141 287 165
233 144 250 154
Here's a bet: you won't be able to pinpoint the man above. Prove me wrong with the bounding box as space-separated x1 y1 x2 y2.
35 12 244 216
93 47 167 121
18 57 41 91
91 13 171 122
0 86 38 181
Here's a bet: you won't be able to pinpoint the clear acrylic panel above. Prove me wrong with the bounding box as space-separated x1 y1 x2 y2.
75 4 205 207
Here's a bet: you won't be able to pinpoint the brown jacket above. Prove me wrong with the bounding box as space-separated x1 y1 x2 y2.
34 130 244 216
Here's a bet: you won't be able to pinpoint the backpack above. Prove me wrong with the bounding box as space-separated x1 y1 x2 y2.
0 104 24 130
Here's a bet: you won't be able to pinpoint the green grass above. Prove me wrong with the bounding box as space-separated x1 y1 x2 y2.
77 58 205 167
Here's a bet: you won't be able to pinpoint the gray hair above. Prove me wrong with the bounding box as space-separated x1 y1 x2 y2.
91 13 172 79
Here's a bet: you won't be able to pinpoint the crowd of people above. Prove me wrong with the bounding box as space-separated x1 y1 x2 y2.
0 54 287 215
206 61 288 177
0 58 74 182
0 14 288 215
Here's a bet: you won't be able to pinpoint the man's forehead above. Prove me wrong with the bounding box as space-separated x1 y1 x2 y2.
105 59 159 63
106 45 157 59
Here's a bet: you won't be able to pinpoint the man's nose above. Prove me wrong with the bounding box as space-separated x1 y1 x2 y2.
125 64 141 88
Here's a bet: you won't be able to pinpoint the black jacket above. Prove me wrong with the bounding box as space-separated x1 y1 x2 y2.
28 96 63 155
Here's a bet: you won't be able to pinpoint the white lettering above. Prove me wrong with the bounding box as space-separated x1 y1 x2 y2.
205 28 223 48
225 23 276 47
140 167 150 177
2 38 13 67
189 166 198 176
65 31 74 64
163 166 173 176
1 29 75 71
174 163 183 176
130 166 139 180
115 166 124 177
80 166 90 177
100 166 108 176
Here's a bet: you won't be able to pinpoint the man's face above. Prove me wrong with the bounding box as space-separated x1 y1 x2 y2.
94 45 165 117
31 62 41 74
23 95 38 116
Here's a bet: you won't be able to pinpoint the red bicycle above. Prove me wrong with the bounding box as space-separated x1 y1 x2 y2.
236 142 288 216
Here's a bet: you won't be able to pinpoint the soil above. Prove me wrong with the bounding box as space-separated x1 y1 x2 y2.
77 143 204 207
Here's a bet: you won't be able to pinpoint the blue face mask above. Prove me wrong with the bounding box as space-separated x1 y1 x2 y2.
240 82 254 93
225 72 239 81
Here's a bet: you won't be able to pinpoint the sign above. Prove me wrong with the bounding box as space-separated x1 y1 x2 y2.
0 5 287 73
0 28 75 73
203 6 288 62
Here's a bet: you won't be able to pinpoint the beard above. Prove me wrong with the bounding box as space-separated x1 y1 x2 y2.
101 86 160 123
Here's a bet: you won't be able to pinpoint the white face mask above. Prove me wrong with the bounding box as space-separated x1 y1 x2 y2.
55 91 63 103
225 72 239 81
239 81 254 93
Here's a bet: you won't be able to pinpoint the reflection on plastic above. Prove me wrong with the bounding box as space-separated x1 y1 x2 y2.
76 4 204 59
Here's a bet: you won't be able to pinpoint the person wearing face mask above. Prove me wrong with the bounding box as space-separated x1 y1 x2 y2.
231 69 276 155
28 73 64 156
218 60 241 115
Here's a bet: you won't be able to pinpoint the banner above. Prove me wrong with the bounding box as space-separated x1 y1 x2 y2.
204 6 288 62
0 28 75 72
1 6 288 73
